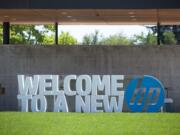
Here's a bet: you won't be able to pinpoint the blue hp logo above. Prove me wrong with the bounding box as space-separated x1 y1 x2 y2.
125 75 165 112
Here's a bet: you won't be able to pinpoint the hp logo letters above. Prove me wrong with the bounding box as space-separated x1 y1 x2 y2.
125 75 165 112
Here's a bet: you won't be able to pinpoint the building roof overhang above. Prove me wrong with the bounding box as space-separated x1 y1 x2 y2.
0 0 180 24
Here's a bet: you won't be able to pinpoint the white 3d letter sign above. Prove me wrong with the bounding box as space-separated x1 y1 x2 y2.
17 75 124 112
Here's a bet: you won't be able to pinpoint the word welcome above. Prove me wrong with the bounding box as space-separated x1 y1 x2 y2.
17 75 124 112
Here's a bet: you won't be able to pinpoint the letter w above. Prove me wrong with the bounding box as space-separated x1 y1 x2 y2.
17 75 39 95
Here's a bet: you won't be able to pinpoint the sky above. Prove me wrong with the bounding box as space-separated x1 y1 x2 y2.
58 25 149 42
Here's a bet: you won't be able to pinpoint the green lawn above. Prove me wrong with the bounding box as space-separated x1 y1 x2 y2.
0 113 180 135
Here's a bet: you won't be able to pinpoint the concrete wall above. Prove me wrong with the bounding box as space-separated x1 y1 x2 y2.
0 45 180 112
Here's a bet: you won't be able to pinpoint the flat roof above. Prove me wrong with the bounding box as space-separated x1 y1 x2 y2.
0 9 180 25
0 1 180 24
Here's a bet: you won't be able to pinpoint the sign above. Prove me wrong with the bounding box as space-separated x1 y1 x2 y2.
17 75 165 112
125 75 165 112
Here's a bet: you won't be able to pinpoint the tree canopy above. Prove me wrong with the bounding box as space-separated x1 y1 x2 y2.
82 30 102 45
58 32 77 45
100 33 132 45
0 25 2 44
147 25 179 45
0 24 180 45
132 31 157 45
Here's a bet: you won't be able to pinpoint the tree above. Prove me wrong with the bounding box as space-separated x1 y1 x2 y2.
58 32 77 45
100 33 132 45
132 31 157 45
0 24 2 44
0 24 55 45
10 24 55 45
163 32 177 45
147 25 178 45
173 25 180 44
44 24 55 32
82 35 92 45
82 30 102 45
43 35 55 45
0 24 78 45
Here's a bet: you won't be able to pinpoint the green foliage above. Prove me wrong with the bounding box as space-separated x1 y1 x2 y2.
0 24 179 45
0 24 56 45
10 25 56 44
163 32 177 45
100 33 132 45
82 30 102 45
43 34 55 45
82 31 132 45
0 24 77 45
10 25 54 45
10 25 32 44
146 32 157 45
58 32 77 45
146 25 179 45
44 24 55 32
0 24 3 44
132 32 157 45
0 113 180 135
82 35 92 45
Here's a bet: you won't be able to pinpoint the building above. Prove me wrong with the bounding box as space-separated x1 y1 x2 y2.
0 0 180 112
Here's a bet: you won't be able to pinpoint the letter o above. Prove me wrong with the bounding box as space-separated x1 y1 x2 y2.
31 95 47 112
76 75 91 96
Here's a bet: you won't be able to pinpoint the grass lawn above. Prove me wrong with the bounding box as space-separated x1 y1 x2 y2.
0 113 180 135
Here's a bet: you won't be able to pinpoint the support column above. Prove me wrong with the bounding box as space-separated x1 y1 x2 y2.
157 22 161 45
3 22 10 44
55 22 58 45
